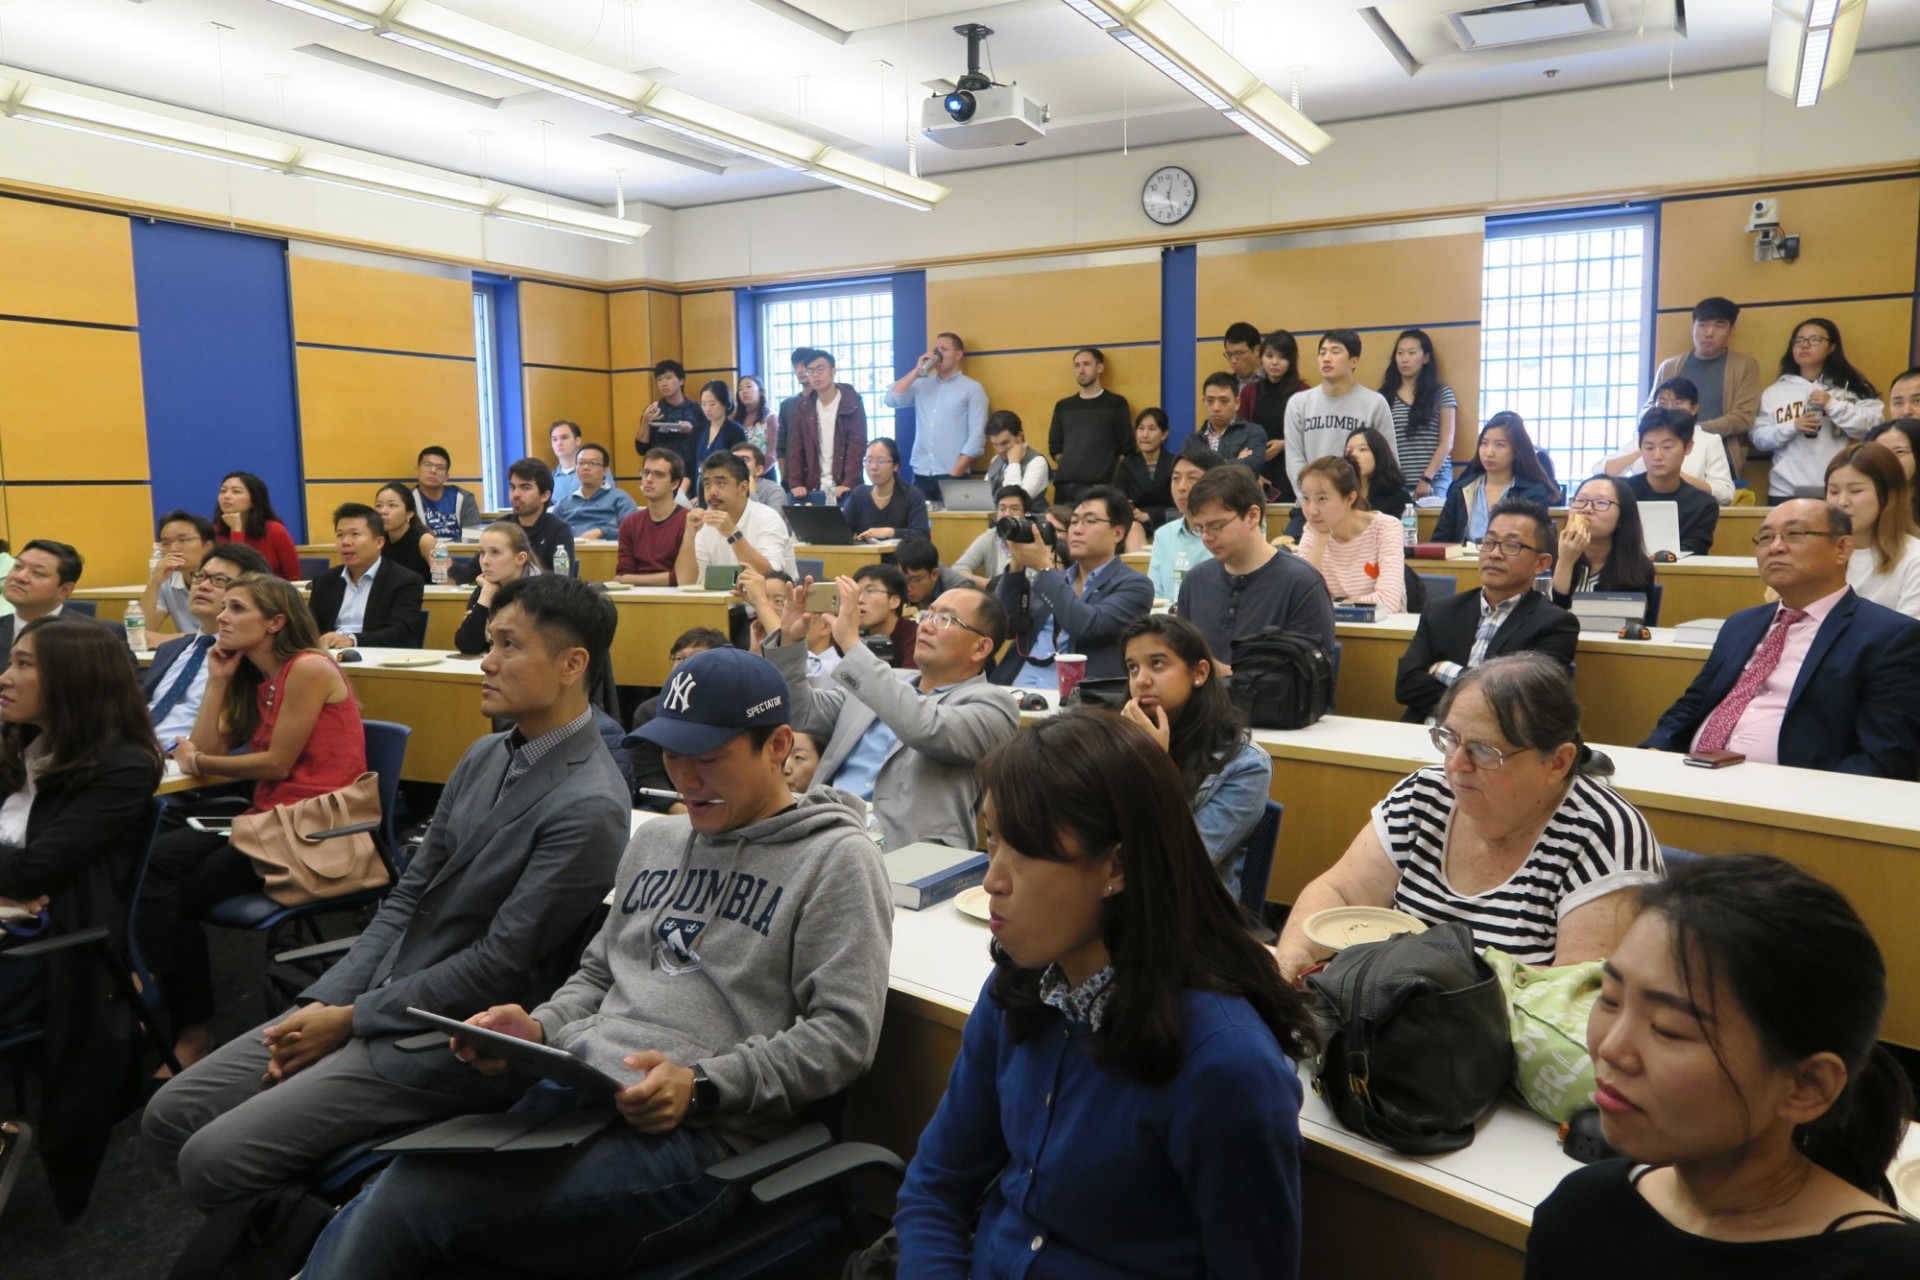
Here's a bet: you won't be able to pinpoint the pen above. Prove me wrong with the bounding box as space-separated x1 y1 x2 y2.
636 788 685 802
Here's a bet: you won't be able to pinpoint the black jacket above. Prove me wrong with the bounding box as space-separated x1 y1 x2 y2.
0 739 161 1218
1394 588 1579 722
307 558 427 648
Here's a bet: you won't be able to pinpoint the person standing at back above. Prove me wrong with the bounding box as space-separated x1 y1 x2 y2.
1751 318 1884 501
787 348 868 504
888 332 987 505
632 359 703 497
1238 330 1307 502
1645 296 1762 473
1283 330 1396 498
1048 347 1133 508
1379 328 1459 503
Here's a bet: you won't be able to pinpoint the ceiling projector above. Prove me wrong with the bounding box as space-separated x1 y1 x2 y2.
921 23 1048 149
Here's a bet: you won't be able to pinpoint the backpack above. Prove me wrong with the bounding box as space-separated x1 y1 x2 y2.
1303 922 1512 1154
1226 628 1334 729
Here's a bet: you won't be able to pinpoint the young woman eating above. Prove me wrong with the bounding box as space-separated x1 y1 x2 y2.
1824 442 1920 618
1344 426 1410 520
1120 615 1272 896
1378 328 1459 502
1117 407 1176 550
1433 412 1559 544
894 710 1318 1279
693 379 748 474
454 521 543 654
1550 475 1659 620
734 374 779 486
0 617 165 1216
142 574 367 1065
373 480 437 583
1526 854 1920 1276
210 471 300 579
1751 317 1884 500
1295 455 1407 613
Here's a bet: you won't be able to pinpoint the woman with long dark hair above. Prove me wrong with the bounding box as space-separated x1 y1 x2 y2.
734 374 779 485
1550 475 1658 619
1378 328 1459 502
1117 407 1176 549
373 480 437 582
1238 330 1307 501
210 471 300 579
1432 412 1559 543
1751 317 1884 500
1866 417 1920 522
0 617 163 1215
693 379 748 473
1119 615 1272 892
1344 425 1409 520
1825 441 1920 618
1526 855 1920 1275
895 711 1318 1278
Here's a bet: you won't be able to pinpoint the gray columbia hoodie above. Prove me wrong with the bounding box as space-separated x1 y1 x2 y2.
530 787 892 1150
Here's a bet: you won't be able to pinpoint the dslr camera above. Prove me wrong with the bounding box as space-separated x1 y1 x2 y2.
994 514 1057 546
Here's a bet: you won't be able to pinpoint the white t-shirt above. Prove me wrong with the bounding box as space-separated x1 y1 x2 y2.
692 499 799 578
1848 538 1920 619
816 390 841 487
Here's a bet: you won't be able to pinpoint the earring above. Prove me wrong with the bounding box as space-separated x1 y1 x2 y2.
1104 884 1118 896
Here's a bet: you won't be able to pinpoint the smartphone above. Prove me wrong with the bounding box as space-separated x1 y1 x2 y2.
703 564 743 592
805 582 838 613
1682 750 1746 769
185 816 237 834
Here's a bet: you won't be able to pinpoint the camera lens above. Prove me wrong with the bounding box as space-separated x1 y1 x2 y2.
994 515 1030 543
944 91 976 123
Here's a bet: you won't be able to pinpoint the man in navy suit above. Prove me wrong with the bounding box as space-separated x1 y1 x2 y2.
1644 498 1920 778
307 502 426 650
994 485 1154 688
144 542 271 749
0 538 133 669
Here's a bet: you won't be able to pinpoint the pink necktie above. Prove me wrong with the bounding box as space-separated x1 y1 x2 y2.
1695 608 1808 753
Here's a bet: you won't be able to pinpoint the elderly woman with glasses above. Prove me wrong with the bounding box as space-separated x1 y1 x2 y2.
1275 653 1663 981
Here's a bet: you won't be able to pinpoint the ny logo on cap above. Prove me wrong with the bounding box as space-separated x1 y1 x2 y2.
662 670 697 714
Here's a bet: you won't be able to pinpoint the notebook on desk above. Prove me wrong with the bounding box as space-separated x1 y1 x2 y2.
1639 501 1692 559
784 505 861 545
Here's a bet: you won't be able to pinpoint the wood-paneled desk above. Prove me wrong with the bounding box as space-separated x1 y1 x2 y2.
1411 505 1770 561
1333 615 1710 743
1406 554 1765 623
296 542 620 582
794 541 897 582
928 512 989 568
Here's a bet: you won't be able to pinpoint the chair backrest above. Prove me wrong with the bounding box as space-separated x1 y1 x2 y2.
1416 574 1457 612
63 600 97 617
795 557 826 583
1402 564 1428 615
1659 844 1701 868
1236 800 1284 917
119 798 169 998
361 720 412 870
411 610 430 648
298 556 331 582
1645 581 1665 627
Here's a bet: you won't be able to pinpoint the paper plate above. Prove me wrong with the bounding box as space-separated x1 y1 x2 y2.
677 582 708 592
376 655 443 669
953 886 991 922
1894 1156 1920 1220
1302 906 1428 952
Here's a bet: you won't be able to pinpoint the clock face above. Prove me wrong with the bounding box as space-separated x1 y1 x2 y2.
1142 165 1197 226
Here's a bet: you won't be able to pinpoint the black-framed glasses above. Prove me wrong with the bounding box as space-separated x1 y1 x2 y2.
1751 528 1841 547
1428 725 1526 770
1568 497 1616 513
1476 537 1540 558
189 571 237 588
921 609 987 638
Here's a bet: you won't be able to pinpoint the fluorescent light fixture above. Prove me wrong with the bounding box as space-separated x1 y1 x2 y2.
493 194 647 240
378 0 645 115
1061 0 1330 164
262 0 376 31
293 149 497 209
11 113 284 170
1767 0 1866 108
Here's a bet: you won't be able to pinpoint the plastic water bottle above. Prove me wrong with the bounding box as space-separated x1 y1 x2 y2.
552 546 572 579
864 803 886 852
1173 548 1189 591
430 543 450 585
1402 506 1419 547
148 541 164 578
124 603 147 654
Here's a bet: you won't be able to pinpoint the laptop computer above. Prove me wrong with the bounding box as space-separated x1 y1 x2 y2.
940 477 995 512
1639 500 1692 559
785 504 862 546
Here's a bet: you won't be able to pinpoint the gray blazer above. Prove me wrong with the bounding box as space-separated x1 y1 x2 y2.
302 719 630 1095
767 636 1018 851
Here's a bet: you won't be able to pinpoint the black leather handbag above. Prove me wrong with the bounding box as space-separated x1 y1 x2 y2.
1304 922 1511 1154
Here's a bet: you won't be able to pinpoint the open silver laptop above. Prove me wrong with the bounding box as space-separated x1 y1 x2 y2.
939 477 995 512
1638 500 1692 559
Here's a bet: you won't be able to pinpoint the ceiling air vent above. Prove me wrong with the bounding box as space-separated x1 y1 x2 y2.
1447 0 1611 51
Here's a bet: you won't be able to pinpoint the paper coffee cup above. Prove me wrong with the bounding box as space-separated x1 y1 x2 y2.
1055 654 1088 702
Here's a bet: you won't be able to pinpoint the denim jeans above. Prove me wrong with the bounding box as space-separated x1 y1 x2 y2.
301 1084 742 1279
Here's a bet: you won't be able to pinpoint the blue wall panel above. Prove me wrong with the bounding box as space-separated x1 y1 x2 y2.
1160 245 1197 449
889 270 928 480
131 221 305 540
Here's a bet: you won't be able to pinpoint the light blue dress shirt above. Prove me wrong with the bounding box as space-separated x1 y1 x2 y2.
334 558 380 637
887 370 987 478
554 482 640 540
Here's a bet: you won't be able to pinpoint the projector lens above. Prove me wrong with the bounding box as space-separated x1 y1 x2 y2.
944 91 976 123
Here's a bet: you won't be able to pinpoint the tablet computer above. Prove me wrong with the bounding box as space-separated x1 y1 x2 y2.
407 1008 623 1095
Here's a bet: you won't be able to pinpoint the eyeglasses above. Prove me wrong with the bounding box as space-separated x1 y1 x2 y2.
856 584 892 598
189 571 237 588
1568 497 1616 513
865 457 894 469
1791 335 1831 347
1194 516 1241 538
921 609 987 638
418 461 450 473
1428 725 1527 770
1476 537 1540 558
1067 515 1113 529
1752 528 1841 547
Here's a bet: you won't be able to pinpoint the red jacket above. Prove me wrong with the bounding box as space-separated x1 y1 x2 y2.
785 384 868 493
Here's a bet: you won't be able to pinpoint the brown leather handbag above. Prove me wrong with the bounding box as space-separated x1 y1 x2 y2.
230 773 389 906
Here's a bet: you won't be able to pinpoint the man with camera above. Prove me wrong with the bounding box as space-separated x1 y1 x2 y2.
763 574 1017 850
993 486 1154 691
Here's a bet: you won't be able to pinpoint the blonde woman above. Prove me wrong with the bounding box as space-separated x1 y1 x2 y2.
455 521 542 655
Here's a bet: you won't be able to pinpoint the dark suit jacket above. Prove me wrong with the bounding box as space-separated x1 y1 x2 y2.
142 631 207 698
307 557 426 648
301 720 629 1095
1395 588 1580 722
1642 590 1920 778
0 741 160 1218
993 558 1155 684
786 383 869 494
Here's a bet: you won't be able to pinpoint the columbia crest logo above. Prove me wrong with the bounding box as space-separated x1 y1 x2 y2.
661 670 697 714
656 916 706 973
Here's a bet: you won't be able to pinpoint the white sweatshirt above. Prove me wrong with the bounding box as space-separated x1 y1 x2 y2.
1849 538 1920 619
1750 374 1885 497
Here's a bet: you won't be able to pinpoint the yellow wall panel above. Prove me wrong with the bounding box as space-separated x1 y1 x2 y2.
297 347 479 479
612 371 656 456
0 321 148 480
965 348 1160 446
928 263 1161 352
520 283 610 370
1197 235 1484 337
681 291 736 374
1657 179 1920 312
288 258 474 358
5 484 153 586
0 198 137 328
523 367 612 456
304 482 392 539
609 289 655 370
647 292 683 365
1654 298 1913 408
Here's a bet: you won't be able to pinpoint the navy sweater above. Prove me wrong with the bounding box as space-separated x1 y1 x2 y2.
895 975 1305 1279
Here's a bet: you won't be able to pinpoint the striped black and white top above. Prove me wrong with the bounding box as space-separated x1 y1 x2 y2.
1373 767 1664 965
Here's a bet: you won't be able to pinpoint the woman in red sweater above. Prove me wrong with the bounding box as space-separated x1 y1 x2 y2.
211 471 301 579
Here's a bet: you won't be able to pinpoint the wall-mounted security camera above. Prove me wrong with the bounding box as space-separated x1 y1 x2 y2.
1747 198 1800 263
1746 199 1782 233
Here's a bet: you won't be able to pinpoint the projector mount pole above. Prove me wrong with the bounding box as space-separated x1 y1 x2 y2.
954 23 994 92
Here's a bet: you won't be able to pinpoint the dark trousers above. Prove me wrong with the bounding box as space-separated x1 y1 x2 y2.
137 829 264 1028
910 473 946 505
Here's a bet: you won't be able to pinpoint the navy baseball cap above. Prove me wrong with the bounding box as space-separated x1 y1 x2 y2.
633 647 790 755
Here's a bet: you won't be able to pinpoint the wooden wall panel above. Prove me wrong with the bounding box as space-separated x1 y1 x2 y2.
1196 234 1485 337
0 321 148 480
1657 179 1920 312
609 289 655 369
6 484 154 586
303 482 387 535
296 347 479 480
680 290 737 375
0 197 138 327
1653 298 1913 410
288 258 474 358
524 367 614 449
646 292 683 365
612 371 656 452
520 282 610 370
965 348 1160 446
928 263 1161 353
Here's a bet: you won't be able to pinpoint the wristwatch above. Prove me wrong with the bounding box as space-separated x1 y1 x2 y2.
688 1064 718 1115
726 530 744 545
